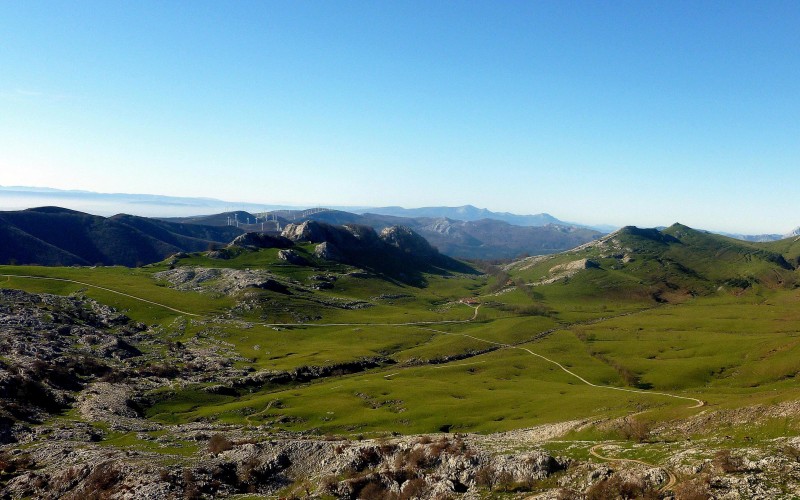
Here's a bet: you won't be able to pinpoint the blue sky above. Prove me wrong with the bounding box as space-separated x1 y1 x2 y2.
1 1 798 233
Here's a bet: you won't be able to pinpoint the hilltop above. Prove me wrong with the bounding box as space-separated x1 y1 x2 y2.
504 223 796 304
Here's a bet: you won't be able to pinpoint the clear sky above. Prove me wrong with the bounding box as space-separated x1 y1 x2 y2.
1 1 798 233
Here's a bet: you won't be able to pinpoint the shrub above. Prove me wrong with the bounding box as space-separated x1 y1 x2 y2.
586 475 657 500
555 488 581 500
714 449 744 473
82 462 122 499
619 418 652 443
319 475 339 494
139 363 180 378
407 447 432 470
474 465 496 488
238 457 266 486
429 436 449 456
400 478 427 499
359 480 396 500
208 434 233 454
183 469 202 500
358 446 381 466
673 476 711 500
378 441 397 456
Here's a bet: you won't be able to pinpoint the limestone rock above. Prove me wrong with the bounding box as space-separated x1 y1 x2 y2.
277 249 308 266
314 242 344 262
380 225 438 258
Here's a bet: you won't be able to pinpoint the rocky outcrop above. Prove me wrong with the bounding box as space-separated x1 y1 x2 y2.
154 267 293 296
228 232 292 249
314 242 343 261
1 431 567 499
236 357 393 389
282 221 382 251
0 289 144 442
280 220 330 243
379 225 438 258
277 249 308 265
548 258 599 274
281 221 464 269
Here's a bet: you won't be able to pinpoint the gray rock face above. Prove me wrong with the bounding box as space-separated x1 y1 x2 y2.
277 249 308 266
154 267 290 295
282 221 443 266
282 221 382 250
314 242 344 262
280 221 329 243
380 225 438 257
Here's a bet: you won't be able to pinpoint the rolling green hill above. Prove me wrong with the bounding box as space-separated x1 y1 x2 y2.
504 223 797 307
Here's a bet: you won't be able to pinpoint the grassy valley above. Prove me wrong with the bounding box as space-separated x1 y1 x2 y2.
1 223 800 498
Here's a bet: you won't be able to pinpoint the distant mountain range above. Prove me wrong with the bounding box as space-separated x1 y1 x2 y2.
0 186 608 231
2 186 797 247
716 228 800 242
164 209 604 260
360 205 560 226
0 185 299 218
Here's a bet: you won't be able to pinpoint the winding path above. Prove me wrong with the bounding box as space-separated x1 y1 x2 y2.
1 274 201 316
589 444 678 492
252 302 481 328
415 325 705 409
1 273 480 326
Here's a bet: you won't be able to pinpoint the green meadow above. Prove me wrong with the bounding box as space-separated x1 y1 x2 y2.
2 226 799 447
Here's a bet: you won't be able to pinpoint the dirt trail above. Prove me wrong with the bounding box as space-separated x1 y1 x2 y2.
253 302 481 328
415 325 704 409
1 274 201 316
589 444 678 491
1 274 482 326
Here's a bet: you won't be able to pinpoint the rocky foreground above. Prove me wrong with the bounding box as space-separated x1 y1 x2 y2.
2 288 800 499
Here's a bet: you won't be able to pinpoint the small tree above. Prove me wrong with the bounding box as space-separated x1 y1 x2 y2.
619 418 651 443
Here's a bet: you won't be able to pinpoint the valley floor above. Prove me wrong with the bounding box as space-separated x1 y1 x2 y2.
2 241 800 498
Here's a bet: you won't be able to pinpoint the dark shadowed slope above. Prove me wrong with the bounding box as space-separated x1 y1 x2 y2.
0 207 243 266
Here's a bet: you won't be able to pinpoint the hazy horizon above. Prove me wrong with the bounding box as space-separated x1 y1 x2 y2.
2 2 798 234
1 184 797 237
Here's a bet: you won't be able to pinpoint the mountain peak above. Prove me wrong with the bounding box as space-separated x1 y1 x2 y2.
25 206 86 215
